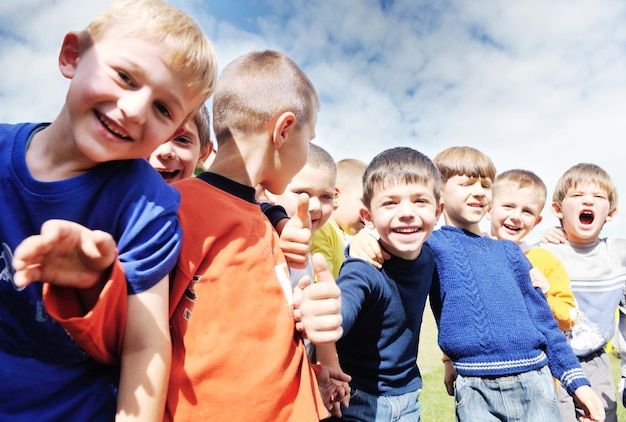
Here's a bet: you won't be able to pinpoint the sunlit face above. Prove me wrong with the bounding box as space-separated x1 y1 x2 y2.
149 119 208 184
60 31 200 167
265 164 336 233
441 175 492 234
334 184 365 236
362 181 442 260
488 186 543 244
552 182 616 243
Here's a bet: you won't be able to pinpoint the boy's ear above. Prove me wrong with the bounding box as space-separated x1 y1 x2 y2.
196 142 214 169
606 207 618 222
272 112 296 149
59 32 82 79
551 202 564 220
531 215 543 228
435 200 444 220
360 207 375 230
333 187 340 210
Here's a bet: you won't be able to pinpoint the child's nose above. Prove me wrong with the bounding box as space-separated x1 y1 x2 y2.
156 142 176 159
308 196 321 212
118 89 150 124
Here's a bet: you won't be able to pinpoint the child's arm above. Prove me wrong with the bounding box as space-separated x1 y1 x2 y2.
315 343 351 416
573 385 606 422
116 276 171 421
540 226 568 244
348 230 389 269
529 252 578 331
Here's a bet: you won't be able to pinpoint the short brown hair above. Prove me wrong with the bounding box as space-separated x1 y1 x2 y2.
212 50 319 145
552 163 618 211
433 146 496 184
362 147 440 208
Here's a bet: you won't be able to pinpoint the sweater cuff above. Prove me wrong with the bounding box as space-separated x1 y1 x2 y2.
561 367 591 396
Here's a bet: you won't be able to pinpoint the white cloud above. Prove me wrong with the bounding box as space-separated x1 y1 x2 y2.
1 0 625 242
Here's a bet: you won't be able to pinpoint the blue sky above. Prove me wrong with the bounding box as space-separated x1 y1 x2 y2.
1 0 626 242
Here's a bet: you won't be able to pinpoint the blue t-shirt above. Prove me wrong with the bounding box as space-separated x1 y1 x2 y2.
0 122 182 420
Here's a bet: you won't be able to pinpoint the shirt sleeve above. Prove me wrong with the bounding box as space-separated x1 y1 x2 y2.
42 260 127 365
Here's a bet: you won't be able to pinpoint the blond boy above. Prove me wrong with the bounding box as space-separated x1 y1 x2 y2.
489 169 578 331
4 0 217 420
311 158 367 278
541 163 625 422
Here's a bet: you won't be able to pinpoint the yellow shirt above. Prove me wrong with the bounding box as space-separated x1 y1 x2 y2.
311 220 346 279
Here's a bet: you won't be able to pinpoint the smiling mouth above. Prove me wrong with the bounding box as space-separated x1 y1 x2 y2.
96 111 132 140
504 224 521 232
393 227 420 234
158 169 181 181
580 212 594 225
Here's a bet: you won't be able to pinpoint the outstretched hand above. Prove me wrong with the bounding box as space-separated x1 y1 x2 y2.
280 193 311 270
12 219 117 289
293 253 343 344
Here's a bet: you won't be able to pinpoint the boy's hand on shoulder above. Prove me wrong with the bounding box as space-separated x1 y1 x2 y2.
294 253 342 344
540 226 568 244
529 267 550 293
280 193 311 270
349 230 388 269
12 219 117 289
574 385 606 422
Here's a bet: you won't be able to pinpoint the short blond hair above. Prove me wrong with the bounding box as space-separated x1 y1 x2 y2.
336 159 367 193
309 144 337 179
493 169 547 211
433 146 496 183
553 163 618 211
212 50 319 144
81 0 217 102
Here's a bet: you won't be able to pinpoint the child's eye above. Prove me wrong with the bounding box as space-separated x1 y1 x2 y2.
118 71 135 87
321 194 334 201
155 102 172 119
174 135 191 145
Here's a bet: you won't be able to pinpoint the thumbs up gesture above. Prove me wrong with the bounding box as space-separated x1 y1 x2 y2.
294 253 343 344
279 193 312 269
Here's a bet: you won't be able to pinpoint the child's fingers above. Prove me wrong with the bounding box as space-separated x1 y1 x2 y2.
295 193 311 230
311 253 333 284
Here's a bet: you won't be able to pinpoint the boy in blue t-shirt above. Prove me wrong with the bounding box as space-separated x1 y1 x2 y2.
1 0 217 419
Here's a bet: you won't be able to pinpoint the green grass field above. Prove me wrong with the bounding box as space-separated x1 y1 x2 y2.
416 303 626 421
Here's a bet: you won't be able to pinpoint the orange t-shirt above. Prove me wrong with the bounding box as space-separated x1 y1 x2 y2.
165 176 327 422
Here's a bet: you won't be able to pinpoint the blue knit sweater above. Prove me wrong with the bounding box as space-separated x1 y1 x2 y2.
336 246 435 396
427 226 590 396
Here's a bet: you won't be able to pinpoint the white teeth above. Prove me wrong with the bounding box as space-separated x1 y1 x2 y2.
97 113 130 139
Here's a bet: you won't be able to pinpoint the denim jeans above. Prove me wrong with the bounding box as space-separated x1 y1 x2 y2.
329 388 421 421
455 365 561 422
